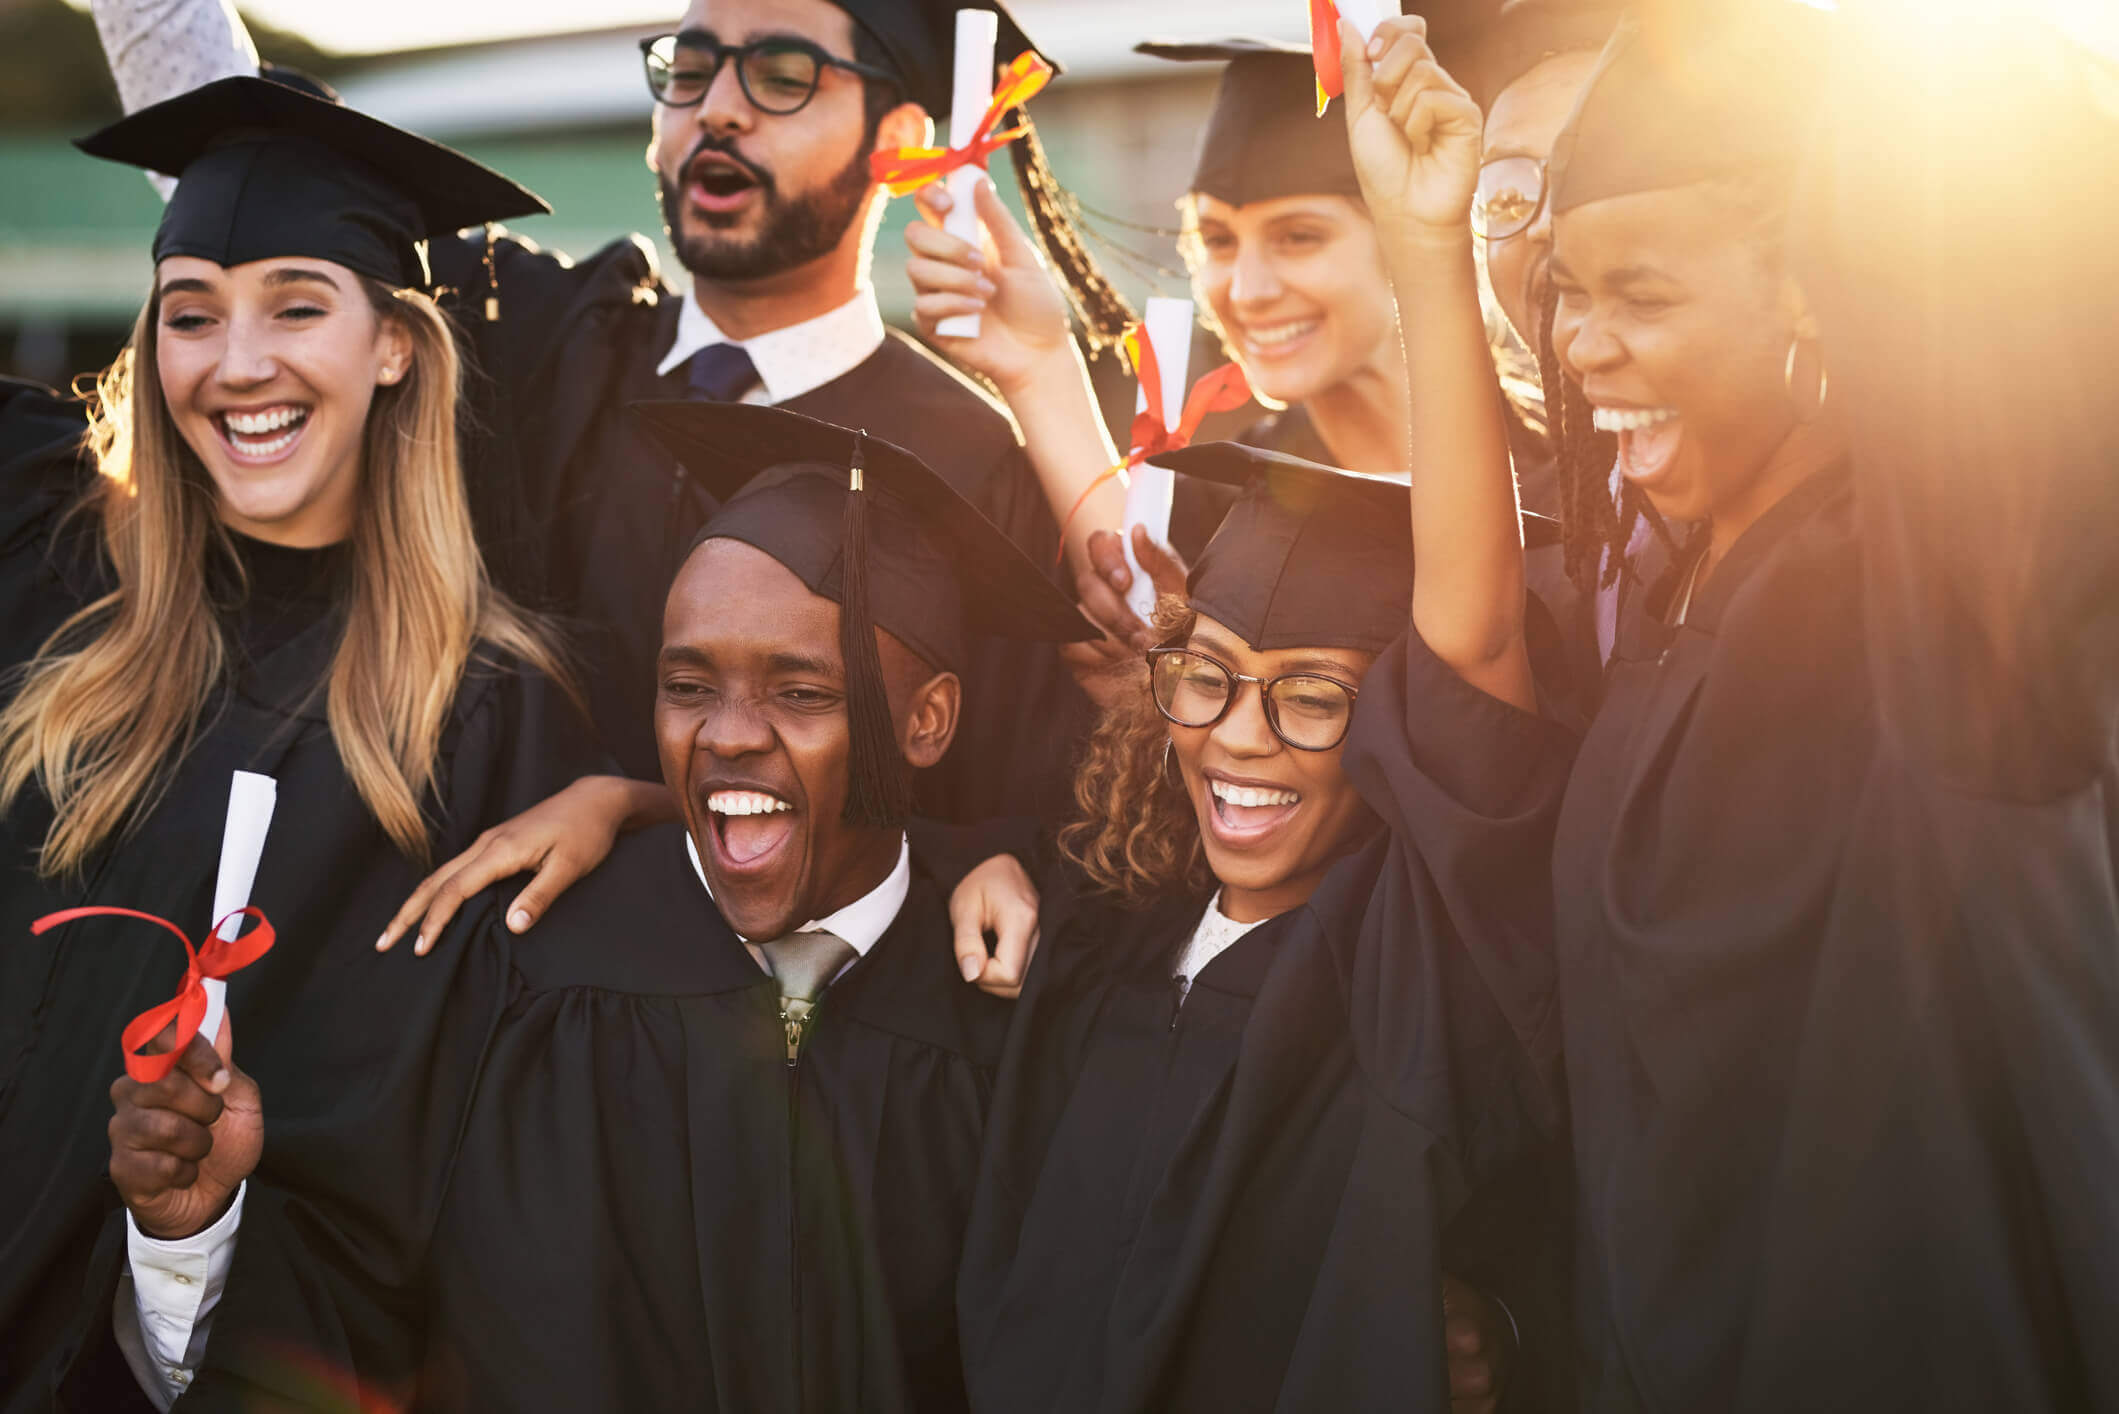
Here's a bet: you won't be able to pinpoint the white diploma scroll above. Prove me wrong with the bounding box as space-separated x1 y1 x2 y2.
202 770 276 1046
1336 0 1387 42
937 8 999 340
1122 296 1194 622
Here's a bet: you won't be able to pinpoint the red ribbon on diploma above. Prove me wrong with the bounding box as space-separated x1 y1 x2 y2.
868 52 1054 195
1310 0 1346 115
31 905 275 1083
1054 323 1252 564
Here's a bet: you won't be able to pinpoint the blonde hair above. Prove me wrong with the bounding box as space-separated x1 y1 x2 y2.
0 281 570 877
1057 596 1212 906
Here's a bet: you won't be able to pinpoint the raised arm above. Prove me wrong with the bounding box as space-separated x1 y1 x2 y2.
1341 17 1534 713
903 178 1125 579
92 0 258 112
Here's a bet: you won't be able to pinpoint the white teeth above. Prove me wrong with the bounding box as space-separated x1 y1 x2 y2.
708 790 792 817
1591 406 1679 433
224 406 306 435
1245 320 1319 349
230 429 299 458
1209 780 1300 809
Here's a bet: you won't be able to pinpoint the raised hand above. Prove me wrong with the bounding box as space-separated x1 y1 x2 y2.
949 852 1043 999
1339 15 1485 243
1057 527 1191 708
905 176 1076 396
109 1025 261 1240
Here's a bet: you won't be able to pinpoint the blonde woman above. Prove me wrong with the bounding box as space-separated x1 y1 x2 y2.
0 79 603 1405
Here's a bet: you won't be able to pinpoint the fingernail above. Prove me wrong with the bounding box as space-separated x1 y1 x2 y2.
959 954 982 983
976 278 997 298
209 1070 230 1093
1107 569 1127 589
374 933 392 952
508 909 531 933
413 934 428 956
1369 37 1386 58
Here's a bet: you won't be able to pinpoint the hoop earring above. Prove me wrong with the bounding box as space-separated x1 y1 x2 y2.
1784 335 1828 421
1161 737 1176 781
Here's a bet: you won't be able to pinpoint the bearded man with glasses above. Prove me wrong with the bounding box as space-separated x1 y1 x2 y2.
87 0 1104 829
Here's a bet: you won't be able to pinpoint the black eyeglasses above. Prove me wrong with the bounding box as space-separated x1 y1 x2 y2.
1147 647 1361 752
640 32 899 116
1473 155 1547 242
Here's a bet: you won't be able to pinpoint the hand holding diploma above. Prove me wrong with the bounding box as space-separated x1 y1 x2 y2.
107 1023 261 1240
1339 14 1485 243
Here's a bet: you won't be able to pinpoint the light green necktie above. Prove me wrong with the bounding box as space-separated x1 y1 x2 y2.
757 929 857 1060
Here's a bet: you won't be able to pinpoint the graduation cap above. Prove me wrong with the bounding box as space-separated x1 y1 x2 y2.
833 0 1053 115
1137 37 1364 207
631 400 1096 828
1460 0 1624 112
74 75 549 290
1153 440 1558 655
1549 0 1831 216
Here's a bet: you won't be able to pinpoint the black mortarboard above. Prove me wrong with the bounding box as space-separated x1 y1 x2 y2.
1155 440 1558 655
832 0 1052 116
74 75 548 290
1462 0 1624 112
1138 38 1365 206
1549 0 1830 216
632 400 1095 828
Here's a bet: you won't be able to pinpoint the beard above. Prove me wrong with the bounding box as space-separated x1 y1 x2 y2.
659 133 875 283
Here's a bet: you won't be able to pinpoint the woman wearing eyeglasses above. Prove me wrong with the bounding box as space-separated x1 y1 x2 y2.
944 431 1572 1413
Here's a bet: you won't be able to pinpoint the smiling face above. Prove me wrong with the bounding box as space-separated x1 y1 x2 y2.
1548 182 1820 532
1165 614 1378 923
1186 192 1397 407
649 0 918 284
153 255 408 547
656 537 958 941
1480 49 1601 348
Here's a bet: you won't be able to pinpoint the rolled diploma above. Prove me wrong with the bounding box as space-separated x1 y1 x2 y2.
1336 0 1387 42
201 770 276 1045
936 8 999 340
1122 296 1192 621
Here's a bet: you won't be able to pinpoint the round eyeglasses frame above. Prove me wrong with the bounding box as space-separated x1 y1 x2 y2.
1473 154 1549 243
640 32 899 116
1146 646 1361 753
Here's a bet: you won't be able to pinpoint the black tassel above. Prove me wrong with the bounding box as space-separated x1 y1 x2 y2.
838 436 915 829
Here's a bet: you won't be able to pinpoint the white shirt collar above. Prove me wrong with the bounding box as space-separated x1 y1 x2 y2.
684 829 910 958
656 286 887 404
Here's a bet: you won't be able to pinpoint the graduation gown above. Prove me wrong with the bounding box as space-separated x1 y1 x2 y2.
77 824 1013 1413
0 401 606 1412
426 232 1095 822
955 627 1578 1413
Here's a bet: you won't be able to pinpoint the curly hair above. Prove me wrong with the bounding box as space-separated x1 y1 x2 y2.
1057 596 1213 907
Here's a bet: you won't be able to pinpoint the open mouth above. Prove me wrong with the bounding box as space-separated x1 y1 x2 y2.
213 404 311 464
687 154 764 215
1593 404 1683 487
704 787 798 878
1239 318 1321 362
1203 774 1302 848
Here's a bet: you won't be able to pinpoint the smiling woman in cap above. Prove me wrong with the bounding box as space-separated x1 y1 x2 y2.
0 76 605 1406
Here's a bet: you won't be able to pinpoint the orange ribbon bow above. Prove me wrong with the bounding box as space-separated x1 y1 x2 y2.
1054 323 1252 565
868 51 1054 195
32 905 276 1083
1310 0 1347 115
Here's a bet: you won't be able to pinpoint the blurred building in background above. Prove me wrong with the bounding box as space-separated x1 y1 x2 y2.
0 0 1308 388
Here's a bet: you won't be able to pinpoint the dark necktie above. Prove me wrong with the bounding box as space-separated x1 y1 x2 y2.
686 341 761 403
757 929 857 1060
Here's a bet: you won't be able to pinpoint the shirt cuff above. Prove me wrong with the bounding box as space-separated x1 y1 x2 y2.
125 1181 246 1399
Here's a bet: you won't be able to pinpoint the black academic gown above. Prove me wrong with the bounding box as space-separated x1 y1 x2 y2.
427 232 1094 822
0 401 606 1412
76 824 1012 1413
956 628 1578 1413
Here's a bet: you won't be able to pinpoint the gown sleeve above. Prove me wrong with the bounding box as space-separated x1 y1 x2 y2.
1794 9 2119 801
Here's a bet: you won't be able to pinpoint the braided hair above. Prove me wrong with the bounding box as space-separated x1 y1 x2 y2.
1008 112 1137 355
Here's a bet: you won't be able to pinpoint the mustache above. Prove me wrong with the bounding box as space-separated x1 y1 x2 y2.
677 133 775 197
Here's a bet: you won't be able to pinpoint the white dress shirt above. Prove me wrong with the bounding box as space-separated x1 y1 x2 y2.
124 832 912 1399
1171 892 1270 1009
656 288 887 407
685 828 910 982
